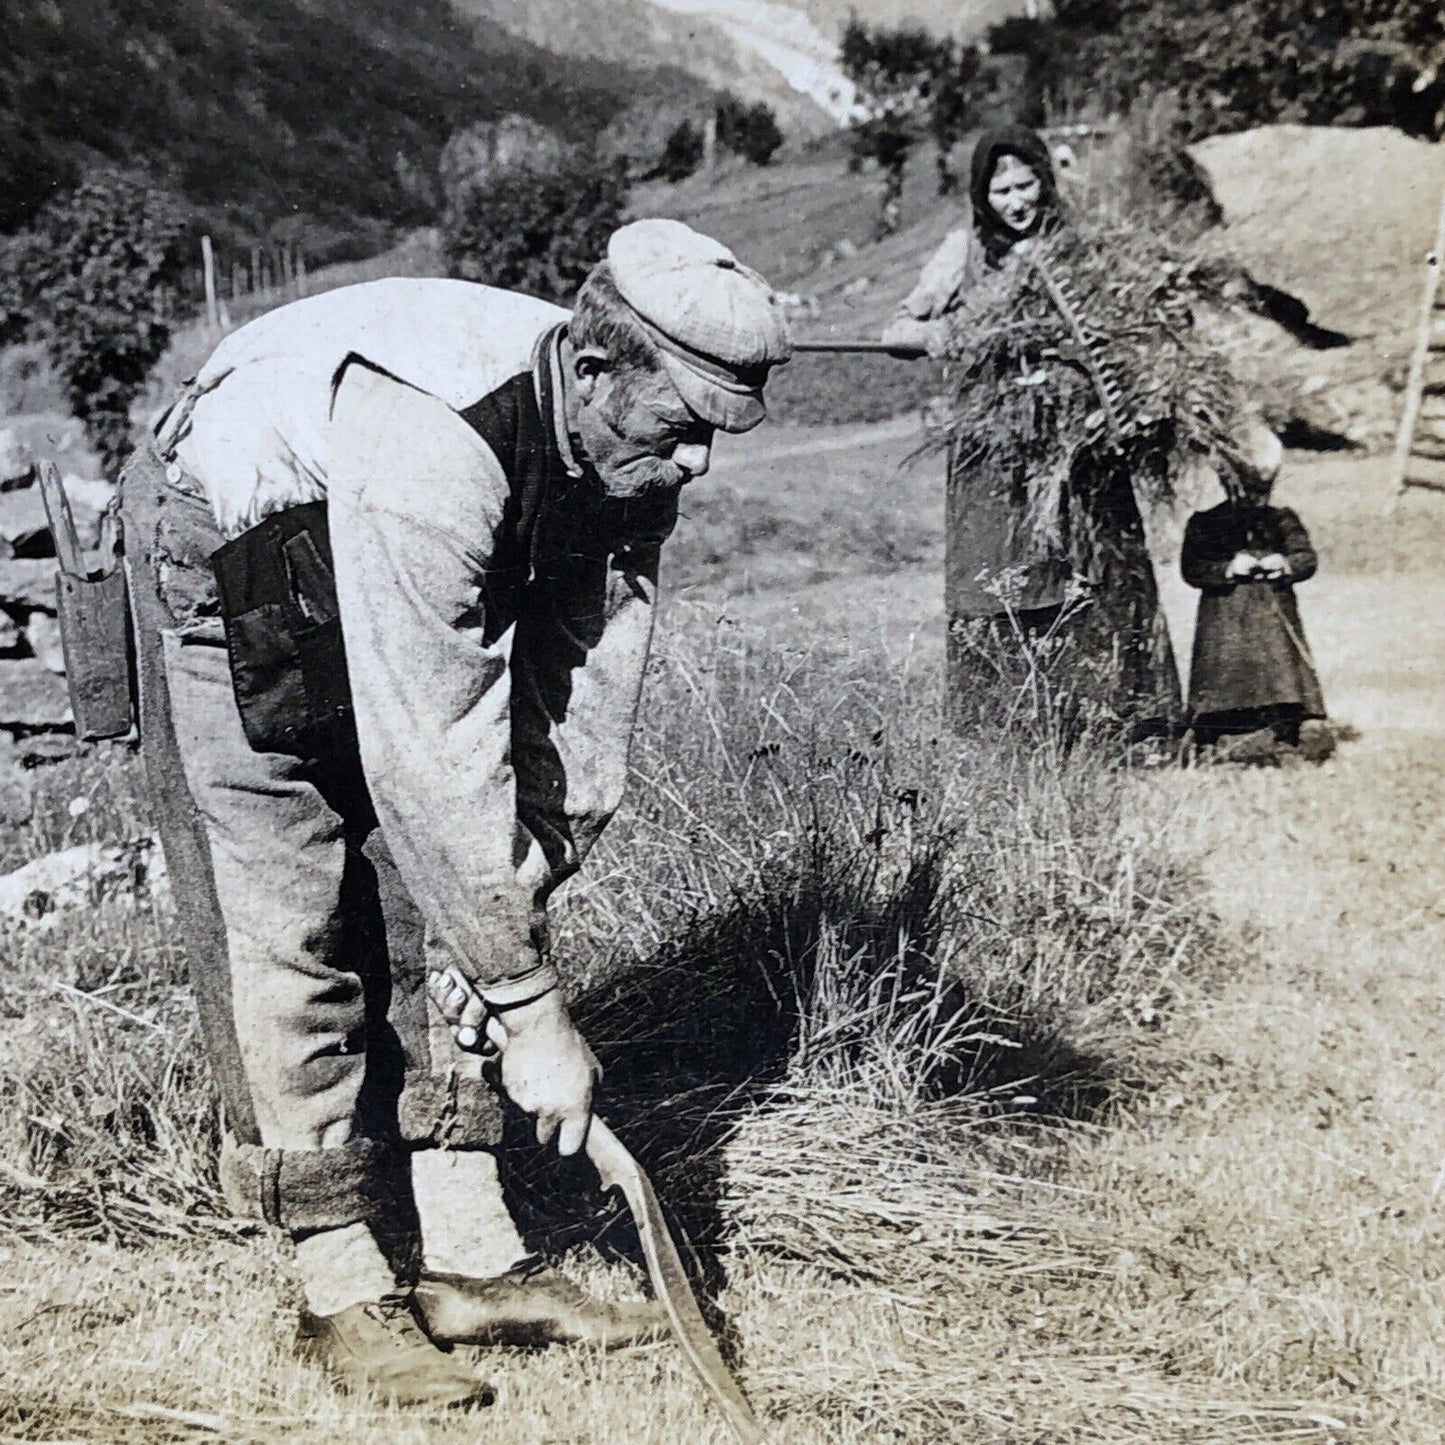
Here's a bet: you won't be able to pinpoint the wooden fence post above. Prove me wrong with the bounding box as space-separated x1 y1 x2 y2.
201 235 219 330
703 112 718 175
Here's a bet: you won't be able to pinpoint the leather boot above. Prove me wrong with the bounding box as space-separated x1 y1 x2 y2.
296 1293 494 1407
414 1256 669 1349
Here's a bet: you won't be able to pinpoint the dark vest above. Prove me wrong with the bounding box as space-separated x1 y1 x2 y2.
209 360 569 755
457 363 574 643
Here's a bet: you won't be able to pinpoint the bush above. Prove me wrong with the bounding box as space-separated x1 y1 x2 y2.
658 119 706 183
717 97 784 166
439 114 569 207
0 167 193 473
990 0 1445 140
839 17 992 230
442 151 628 305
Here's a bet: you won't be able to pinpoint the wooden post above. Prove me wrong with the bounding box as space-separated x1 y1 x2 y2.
296 245 308 297
280 245 293 292
250 245 262 298
201 235 220 330
1387 179 1445 512
703 112 719 175
36 461 134 739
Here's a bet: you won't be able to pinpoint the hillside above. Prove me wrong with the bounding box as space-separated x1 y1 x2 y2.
458 0 835 135
798 0 1027 41
0 0 705 255
469 1 1034 131
0 0 1039 262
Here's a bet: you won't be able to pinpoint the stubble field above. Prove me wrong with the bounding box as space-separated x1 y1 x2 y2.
0 421 1441 1443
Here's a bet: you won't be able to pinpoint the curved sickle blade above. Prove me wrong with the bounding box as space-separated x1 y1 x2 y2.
587 1119 764 1445
468 983 763 1441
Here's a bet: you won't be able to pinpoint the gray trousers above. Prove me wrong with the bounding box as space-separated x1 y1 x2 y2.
122 444 502 1234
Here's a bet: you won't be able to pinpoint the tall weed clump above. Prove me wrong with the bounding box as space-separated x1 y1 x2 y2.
0 753 223 1243
568 615 1208 1102
0 904 223 1245
0 623 1217 1256
536 615 1220 1286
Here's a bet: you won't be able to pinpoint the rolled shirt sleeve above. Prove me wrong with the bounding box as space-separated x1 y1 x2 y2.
898 226 975 320
326 363 551 990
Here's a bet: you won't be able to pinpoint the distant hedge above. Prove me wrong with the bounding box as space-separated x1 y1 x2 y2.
442 152 628 305
990 0 1444 140
0 167 193 472
717 98 784 167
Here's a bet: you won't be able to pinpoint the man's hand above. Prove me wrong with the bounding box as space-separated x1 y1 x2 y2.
497 991 601 1156
427 967 601 1157
1226 551 1258 580
1255 552 1289 580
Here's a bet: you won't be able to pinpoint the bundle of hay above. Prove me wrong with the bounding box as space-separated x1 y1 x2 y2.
939 218 1257 559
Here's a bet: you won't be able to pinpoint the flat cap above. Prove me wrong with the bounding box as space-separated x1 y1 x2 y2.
608 218 791 433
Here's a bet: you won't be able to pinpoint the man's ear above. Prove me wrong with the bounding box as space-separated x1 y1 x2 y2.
571 346 610 404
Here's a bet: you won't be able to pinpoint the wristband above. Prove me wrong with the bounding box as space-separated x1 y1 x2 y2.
478 963 560 1011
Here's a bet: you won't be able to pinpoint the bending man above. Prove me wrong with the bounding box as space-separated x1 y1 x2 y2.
121 220 790 1407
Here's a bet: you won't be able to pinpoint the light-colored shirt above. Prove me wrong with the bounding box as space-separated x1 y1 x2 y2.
174 277 571 535
897 225 979 321
171 278 670 990
880 225 984 355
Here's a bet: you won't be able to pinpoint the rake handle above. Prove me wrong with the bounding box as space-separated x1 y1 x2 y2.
792 340 927 358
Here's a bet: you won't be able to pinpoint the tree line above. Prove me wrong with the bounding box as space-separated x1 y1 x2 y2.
4 0 1438 472
839 0 1444 235
996 0 1444 142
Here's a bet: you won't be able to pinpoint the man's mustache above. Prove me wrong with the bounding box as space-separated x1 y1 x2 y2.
610 458 685 494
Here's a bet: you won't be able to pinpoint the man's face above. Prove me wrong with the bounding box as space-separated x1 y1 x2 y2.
573 361 716 500
987 155 1044 235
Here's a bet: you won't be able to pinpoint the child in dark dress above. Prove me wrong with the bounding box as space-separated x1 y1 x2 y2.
1180 478 1333 761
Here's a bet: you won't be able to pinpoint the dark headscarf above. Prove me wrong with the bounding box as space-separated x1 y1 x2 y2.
969 124 1062 267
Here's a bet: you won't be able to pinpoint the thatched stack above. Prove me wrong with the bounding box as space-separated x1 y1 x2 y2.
1188 124 1445 449
0 428 115 758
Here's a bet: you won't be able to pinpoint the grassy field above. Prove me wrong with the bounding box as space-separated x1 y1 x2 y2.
0 402 1440 1443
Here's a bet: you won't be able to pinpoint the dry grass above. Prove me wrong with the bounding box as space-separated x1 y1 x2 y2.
0 445 1438 1441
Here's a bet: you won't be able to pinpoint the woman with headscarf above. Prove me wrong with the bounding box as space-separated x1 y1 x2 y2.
885 124 1065 360
882 124 1181 736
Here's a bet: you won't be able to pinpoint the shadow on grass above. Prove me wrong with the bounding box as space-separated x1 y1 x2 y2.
495 892 808 1358
495 835 1125 1357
